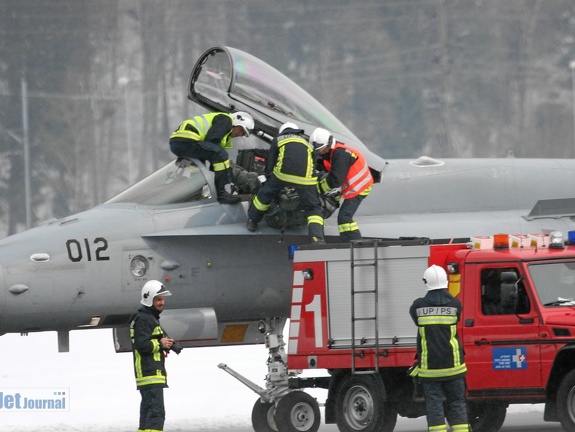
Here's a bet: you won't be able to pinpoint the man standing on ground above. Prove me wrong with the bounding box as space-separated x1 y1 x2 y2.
131 280 175 432
409 265 470 432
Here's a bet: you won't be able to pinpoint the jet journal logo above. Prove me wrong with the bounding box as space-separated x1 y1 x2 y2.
0 388 69 412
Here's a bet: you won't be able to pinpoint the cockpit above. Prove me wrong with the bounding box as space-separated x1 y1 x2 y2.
105 159 213 206
107 45 386 208
189 46 361 141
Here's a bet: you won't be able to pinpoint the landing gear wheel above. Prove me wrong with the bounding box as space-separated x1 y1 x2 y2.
468 401 506 432
274 391 321 432
335 374 397 432
252 399 278 432
557 369 575 432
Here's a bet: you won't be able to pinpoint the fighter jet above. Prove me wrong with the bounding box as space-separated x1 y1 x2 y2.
1 45 575 354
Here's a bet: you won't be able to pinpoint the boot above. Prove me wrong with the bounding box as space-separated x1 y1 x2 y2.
246 219 257 232
218 192 241 204
216 170 241 204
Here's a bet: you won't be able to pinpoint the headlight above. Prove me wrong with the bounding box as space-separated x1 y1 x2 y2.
130 255 149 277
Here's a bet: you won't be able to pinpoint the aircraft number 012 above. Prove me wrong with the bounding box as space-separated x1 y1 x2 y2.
66 238 110 262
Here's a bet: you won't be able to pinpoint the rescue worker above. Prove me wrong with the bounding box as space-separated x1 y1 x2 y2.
169 111 254 204
131 280 175 432
409 265 470 432
309 128 373 243
246 122 325 243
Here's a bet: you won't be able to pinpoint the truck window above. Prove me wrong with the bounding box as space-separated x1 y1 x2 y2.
529 261 575 307
481 268 530 315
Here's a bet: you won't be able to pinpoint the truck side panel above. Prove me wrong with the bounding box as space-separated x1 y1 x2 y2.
327 250 429 346
287 244 429 370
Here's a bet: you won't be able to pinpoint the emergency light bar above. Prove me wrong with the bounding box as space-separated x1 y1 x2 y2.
469 231 570 250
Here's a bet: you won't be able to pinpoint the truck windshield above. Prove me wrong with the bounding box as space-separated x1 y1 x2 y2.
529 261 575 307
105 160 212 205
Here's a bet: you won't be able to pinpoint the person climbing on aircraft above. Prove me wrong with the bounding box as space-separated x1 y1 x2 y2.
169 111 254 204
246 122 325 243
310 127 373 242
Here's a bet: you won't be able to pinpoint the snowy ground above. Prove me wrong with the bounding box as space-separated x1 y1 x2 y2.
0 329 276 431
0 329 544 432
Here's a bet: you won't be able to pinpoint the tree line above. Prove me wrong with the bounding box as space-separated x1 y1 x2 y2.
1 0 575 237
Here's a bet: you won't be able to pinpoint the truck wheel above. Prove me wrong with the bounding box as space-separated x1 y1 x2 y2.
557 369 575 432
468 401 506 432
335 374 397 432
274 391 321 432
252 399 278 432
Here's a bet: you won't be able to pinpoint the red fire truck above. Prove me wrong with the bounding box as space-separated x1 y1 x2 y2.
220 232 575 432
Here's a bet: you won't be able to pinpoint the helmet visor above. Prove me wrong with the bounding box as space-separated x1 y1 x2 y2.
239 125 251 138
155 288 172 298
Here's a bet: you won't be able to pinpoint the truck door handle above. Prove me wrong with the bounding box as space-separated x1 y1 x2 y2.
475 338 490 346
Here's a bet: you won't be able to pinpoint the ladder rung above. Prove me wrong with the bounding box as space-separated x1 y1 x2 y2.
351 262 377 267
353 317 377 321
352 289 377 295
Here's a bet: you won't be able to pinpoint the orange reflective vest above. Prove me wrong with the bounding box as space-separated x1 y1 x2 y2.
323 143 373 199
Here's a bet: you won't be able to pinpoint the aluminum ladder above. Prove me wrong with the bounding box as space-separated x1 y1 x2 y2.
350 239 380 374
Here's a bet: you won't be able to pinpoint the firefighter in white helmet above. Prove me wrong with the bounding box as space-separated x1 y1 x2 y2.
246 122 325 243
130 280 175 432
169 111 254 204
409 265 470 432
310 127 373 243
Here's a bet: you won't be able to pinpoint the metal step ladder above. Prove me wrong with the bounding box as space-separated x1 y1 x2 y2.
350 239 380 374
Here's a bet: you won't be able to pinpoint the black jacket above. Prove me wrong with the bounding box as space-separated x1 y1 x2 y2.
409 289 467 380
266 128 317 186
130 306 168 389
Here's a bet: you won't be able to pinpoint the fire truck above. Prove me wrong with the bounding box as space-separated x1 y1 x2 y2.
220 232 575 432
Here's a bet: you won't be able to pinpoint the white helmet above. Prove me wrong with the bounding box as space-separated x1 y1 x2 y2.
232 111 254 137
279 122 299 134
423 265 448 290
141 280 172 307
309 127 333 152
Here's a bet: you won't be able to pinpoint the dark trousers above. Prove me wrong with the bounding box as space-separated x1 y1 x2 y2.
337 195 365 242
422 378 469 429
170 139 232 194
139 387 165 432
248 175 324 239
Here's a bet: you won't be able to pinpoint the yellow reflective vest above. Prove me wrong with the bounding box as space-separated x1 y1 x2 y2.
170 112 234 149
